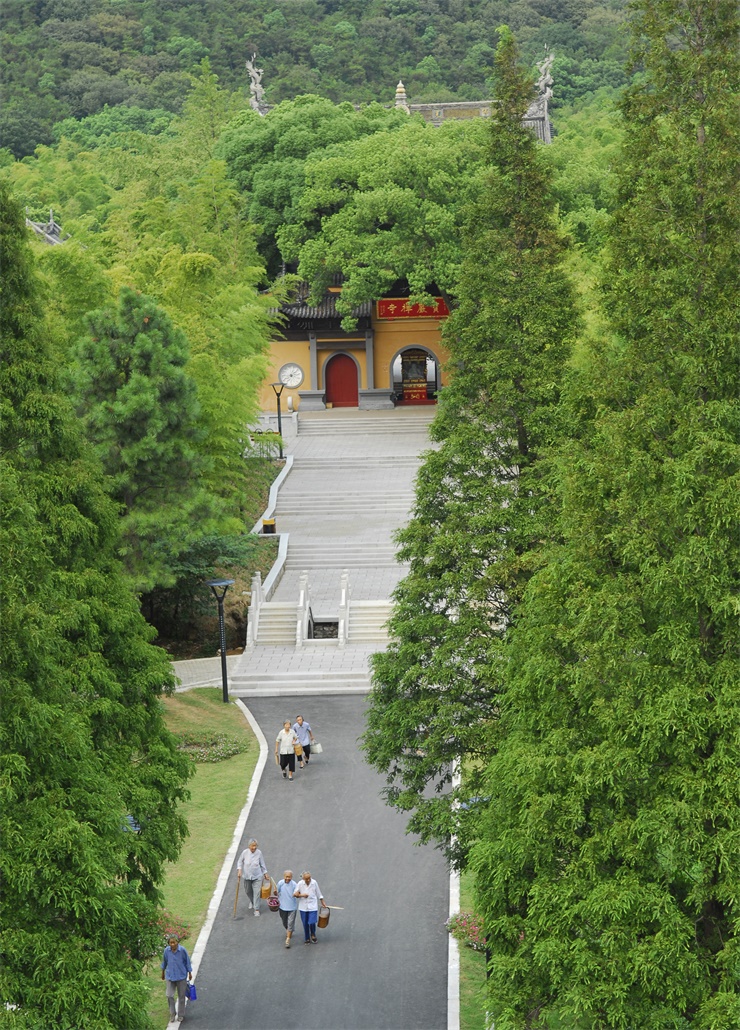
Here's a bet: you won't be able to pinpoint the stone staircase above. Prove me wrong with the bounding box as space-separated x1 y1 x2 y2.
349 601 393 643
234 408 434 685
254 601 295 645
297 412 435 436
285 544 400 570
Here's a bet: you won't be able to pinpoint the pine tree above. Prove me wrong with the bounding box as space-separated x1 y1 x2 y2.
362 28 580 861
0 185 192 1028
71 287 216 591
473 3 740 1026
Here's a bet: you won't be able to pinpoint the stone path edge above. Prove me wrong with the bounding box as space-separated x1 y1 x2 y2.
166 699 269 1029
250 453 295 534
165 693 461 1030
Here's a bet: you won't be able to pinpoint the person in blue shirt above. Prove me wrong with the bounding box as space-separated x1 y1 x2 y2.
276 869 299 948
292 715 315 768
161 935 192 1023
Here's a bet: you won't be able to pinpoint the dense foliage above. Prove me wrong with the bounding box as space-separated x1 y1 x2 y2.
362 27 580 863
470 1 740 1025
1 0 630 158
0 184 192 1028
3 66 277 596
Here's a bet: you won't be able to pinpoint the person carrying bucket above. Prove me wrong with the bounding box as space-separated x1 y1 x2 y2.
292 715 315 767
294 871 327 944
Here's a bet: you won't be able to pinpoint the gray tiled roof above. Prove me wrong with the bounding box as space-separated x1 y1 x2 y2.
281 284 372 321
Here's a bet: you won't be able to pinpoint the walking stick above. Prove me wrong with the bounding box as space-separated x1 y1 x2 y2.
233 876 240 918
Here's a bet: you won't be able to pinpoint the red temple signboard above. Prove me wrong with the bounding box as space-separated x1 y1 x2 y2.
376 297 449 319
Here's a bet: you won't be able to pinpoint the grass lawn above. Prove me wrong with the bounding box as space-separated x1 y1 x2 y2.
459 870 489 1030
144 688 259 1028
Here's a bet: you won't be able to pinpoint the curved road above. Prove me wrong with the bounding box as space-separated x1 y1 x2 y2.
183 695 449 1030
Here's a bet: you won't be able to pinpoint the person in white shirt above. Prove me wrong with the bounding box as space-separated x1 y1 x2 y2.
236 839 268 916
293 870 327 944
275 720 298 781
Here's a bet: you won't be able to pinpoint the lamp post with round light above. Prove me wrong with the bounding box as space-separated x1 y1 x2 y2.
271 381 285 459
207 578 234 703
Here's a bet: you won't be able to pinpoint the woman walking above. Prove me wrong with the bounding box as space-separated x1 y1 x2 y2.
294 870 327 944
275 720 298 781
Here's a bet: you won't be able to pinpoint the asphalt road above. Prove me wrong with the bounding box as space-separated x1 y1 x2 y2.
183 694 449 1030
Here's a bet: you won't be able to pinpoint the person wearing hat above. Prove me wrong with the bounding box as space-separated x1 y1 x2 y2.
161 934 192 1022
237 839 268 916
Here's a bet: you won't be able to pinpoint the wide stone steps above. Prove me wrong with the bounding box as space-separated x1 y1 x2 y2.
295 458 423 471
277 500 413 516
254 602 295 645
298 418 434 436
230 670 372 693
349 601 393 643
285 547 400 569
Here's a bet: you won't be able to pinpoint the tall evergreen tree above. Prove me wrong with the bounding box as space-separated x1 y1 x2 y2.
362 29 580 861
0 186 191 1027
71 287 215 591
472 2 740 1026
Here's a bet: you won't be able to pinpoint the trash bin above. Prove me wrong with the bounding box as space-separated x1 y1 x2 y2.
262 518 276 534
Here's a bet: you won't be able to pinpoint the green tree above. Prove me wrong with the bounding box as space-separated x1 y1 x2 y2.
218 94 409 274
279 115 490 323
472 2 740 1026
362 27 580 862
71 287 215 591
0 185 191 1028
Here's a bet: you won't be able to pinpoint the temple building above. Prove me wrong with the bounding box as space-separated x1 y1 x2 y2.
257 279 451 412
256 59 554 415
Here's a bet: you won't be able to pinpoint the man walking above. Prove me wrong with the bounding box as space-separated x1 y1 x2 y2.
237 839 268 917
276 869 299 948
294 870 327 944
161 934 192 1023
292 715 316 768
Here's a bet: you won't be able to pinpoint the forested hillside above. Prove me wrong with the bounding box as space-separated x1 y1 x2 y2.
2 0 629 157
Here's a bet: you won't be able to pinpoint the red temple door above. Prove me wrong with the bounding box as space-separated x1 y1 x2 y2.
325 354 359 407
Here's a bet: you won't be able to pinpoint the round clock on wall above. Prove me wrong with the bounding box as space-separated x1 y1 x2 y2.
278 363 304 388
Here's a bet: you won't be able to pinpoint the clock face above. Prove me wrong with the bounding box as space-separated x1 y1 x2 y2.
279 363 304 388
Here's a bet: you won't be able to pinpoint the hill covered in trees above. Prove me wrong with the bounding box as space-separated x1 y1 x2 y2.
2 0 629 157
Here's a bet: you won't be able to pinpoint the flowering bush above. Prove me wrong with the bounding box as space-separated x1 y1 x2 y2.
176 731 249 763
158 910 190 943
447 910 486 952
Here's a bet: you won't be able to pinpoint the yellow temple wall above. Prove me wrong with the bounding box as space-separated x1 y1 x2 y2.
258 315 450 409
372 316 450 389
257 338 311 411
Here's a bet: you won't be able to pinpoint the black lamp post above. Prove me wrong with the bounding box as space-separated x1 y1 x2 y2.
271 381 285 459
207 578 234 703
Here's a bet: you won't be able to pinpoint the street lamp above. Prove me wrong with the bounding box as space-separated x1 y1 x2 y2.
206 578 235 703
271 381 285 459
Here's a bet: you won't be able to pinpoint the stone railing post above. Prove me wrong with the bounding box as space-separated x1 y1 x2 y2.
246 571 264 646
337 569 351 648
296 570 311 647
